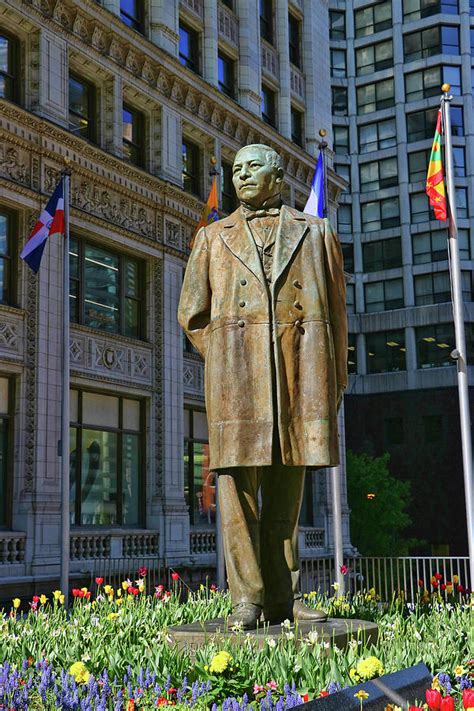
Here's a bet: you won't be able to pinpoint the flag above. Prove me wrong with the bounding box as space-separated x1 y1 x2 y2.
304 151 325 218
425 109 447 221
21 177 65 272
189 176 219 249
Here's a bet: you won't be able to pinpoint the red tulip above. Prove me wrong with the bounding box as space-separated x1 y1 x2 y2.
426 688 442 710
418 579 424 588
463 689 474 709
440 696 455 711
85 591 91 599
95 577 104 585
72 588 81 598
432 581 439 590
340 564 348 575
32 595 40 603
171 572 180 581
138 567 148 577
318 690 328 697
302 693 309 702
457 584 464 593
435 572 443 581
127 586 140 596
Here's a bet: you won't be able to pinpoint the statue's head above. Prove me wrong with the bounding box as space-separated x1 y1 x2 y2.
232 144 284 208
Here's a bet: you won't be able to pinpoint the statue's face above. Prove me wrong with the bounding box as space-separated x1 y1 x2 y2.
232 146 283 208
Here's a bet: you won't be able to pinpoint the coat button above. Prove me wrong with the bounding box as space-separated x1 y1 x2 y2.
238 320 245 327
240 278 247 286
239 301 246 307
294 301 302 309
293 279 302 288
295 320 302 327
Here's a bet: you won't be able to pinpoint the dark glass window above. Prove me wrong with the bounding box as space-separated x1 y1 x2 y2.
0 209 13 305
365 278 404 312
359 119 396 154
405 65 461 102
366 330 406 373
0 377 12 528
356 40 393 76
403 0 458 22
450 106 464 136
360 157 398 192
404 26 459 62
70 391 143 526
363 237 402 272
384 418 404 446
122 104 144 167
291 107 303 146
410 192 431 223
0 31 19 101
361 198 400 232
337 205 352 234
414 270 471 305
333 126 349 154
69 236 144 338
184 408 213 526
120 0 144 33
260 0 273 43
406 107 438 143
416 323 458 368
69 74 96 142
182 139 201 196
355 2 392 38
342 243 354 273
261 85 276 126
329 10 345 40
218 52 235 98
331 49 346 78
179 23 199 73
221 161 237 214
357 78 395 114
348 334 357 374
288 13 301 67
412 228 469 264
424 415 443 443
332 86 348 116
346 282 355 314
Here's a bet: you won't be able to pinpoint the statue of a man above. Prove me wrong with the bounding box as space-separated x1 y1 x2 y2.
178 144 347 628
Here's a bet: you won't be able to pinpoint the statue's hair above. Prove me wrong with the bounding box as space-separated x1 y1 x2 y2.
235 144 283 171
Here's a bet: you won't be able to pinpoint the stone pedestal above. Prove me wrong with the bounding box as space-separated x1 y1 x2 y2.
169 617 378 652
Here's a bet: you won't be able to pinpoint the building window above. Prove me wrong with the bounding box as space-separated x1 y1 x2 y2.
405 65 461 103
359 119 396 154
365 278 404 312
409 149 432 183
69 74 96 142
361 198 400 232
424 415 443 443
218 52 235 98
179 22 200 73
384 417 404 446
357 78 394 115
291 107 303 146
337 164 350 185
184 408 213 526
69 237 144 338
452 146 466 177
261 85 276 126
70 390 143 526
413 228 469 264
260 0 273 44
360 157 398 193
221 161 237 214
333 126 349 154
346 283 355 314
0 209 14 305
342 243 354 273
0 31 19 102
404 26 459 62
363 237 402 272
416 323 456 368
355 2 392 38
182 139 201 196
456 187 468 219
329 10 345 40
356 40 393 76
449 106 464 136
122 104 144 167
366 330 406 373
332 87 348 116
414 271 471 306
403 0 458 22
288 13 301 68
337 205 352 235
0 377 12 528
410 192 431 223
120 0 144 33
331 49 346 78
406 108 438 143
348 334 357 374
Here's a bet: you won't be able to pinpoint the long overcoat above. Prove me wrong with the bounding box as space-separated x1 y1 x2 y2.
178 205 348 470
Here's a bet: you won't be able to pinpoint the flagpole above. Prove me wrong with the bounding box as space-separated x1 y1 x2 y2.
441 83 474 590
60 163 71 604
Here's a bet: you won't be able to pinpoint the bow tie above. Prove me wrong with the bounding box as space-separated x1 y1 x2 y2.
244 208 280 220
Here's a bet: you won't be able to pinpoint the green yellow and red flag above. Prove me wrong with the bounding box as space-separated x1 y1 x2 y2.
425 109 447 221
189 176 219 249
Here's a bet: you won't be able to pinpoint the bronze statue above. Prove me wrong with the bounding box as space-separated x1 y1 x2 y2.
178 144 347 628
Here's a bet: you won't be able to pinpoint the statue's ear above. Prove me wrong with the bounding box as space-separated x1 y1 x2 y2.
275 167 284 184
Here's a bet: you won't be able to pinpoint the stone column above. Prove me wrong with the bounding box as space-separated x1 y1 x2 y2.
203 0 218 87
37 28 68 127
236 0 262 115
104 75 123 159
150 0 179 55
157 106 182 186
302 0 331 157
275 0 291 140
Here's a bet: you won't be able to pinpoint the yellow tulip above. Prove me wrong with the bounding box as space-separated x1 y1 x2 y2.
12 598 21 609
117 589 122 598
39 594 48 605
59 595 65 605
453 574 459 584
121 581 129 590
104 585 113 595
52 590 62 601
69 661 90 684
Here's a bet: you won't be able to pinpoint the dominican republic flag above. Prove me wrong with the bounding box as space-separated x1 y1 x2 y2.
20 177 65 273
304 151 325 218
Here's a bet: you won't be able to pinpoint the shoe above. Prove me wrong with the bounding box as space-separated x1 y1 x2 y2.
263 607 294 626
227 602 262 629
293 598 328 622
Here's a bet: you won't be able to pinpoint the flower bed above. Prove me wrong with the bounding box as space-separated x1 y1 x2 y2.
0 572 473 710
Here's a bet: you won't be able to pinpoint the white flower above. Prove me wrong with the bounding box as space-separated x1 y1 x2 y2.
266 637 277 648
230 621 244 633
306 630 319 645
81 654 91 662
281 619 292 630
285 631 295 641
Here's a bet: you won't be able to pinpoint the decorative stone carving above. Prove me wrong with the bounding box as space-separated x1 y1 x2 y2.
218 3 239 47
70 331 152 383
91 26 108 53
183 356 204 397
141 60 155 85
0 144 30 186
211 109 222 129
125 49 141 75
185 91 198 113
24 263 38 493
53 0 72 28
198 100 210 121
156 70 171 96
164 219 183 250
153 260 163 493
44 165 61 192
0 323 18 350
109 38 125 65
73 12 91 42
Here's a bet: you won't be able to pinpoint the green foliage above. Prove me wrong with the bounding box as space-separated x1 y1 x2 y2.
346 450 415 555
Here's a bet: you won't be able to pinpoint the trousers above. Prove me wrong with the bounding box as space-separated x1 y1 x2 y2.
217 456 305 616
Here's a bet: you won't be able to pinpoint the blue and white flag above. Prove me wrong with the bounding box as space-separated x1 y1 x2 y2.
20 178 65 273
304 151 325 218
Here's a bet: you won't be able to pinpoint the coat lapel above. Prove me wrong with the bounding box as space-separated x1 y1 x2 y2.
272 206 308 289
219 209 266 287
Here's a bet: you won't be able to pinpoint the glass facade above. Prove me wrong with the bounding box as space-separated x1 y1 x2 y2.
184 409 213 526
0 377 11 527
0 210 12 305
366 331 406 373
182 139 201 196
0 31 18 101
122 105 144 167
179 23 199 73
69 74 95 141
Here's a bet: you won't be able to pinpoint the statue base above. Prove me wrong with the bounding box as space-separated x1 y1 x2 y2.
168 617 378 653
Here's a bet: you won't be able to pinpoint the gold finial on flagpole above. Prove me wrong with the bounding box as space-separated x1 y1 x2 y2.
441 83 451 93
209 155 218 176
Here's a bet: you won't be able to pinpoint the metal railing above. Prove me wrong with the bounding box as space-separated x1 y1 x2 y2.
300 556 471 602
86 557 165 592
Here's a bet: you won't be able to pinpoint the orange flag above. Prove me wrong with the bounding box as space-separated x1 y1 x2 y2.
189 177 219 249
425 109 447 221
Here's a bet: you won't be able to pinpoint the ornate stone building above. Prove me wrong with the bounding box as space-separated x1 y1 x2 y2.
0 0 351 595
